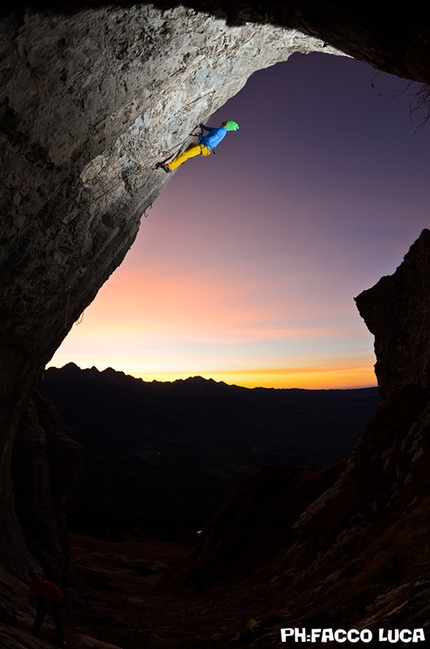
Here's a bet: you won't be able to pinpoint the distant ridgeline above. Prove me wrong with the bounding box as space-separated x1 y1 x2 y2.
42 364 379 539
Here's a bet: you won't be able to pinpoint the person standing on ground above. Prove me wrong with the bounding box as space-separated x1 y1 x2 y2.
29 569 68 646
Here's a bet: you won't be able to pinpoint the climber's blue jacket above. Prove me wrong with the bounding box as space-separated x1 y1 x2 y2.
199 125 227 151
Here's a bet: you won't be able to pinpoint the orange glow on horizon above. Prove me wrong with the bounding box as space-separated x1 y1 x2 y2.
48 355 376 390
49 261 377 390
131 363 376 390
49 207 378 391
219 367 375 390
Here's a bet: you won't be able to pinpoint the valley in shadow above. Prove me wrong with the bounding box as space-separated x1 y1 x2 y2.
42 363 379 540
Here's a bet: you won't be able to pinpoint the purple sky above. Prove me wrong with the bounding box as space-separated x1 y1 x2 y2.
50 52 430 388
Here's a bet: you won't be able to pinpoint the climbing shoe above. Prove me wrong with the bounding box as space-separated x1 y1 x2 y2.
155 162 171 173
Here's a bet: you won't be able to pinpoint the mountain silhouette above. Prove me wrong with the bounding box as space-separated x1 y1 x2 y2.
42 363 379 537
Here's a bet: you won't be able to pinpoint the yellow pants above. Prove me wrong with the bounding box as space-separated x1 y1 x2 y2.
167 143 211 171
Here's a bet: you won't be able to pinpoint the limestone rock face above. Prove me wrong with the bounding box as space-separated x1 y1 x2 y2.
165 0 430 83
0 5 336 370
0 2 339 579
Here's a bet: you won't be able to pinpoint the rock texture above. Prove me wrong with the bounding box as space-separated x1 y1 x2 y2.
12 386 83 581
3 1 430 84
182 232 430 644
0 3 339 581
144 1 430 85
355 229 430 400
1 1 430 646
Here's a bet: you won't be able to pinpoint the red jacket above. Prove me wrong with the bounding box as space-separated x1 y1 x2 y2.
29 579 64 604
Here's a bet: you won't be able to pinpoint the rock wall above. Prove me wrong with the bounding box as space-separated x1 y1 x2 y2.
3 2 430 83
185 232 430 639
0 2 340 578
1 5 336 368
355 229 430 400
12 386 83 581
152 1 430 84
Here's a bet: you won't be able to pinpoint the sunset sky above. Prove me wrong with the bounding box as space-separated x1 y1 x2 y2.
49 52 430 389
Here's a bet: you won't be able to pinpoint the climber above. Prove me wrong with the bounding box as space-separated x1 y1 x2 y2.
28 570 68 646
156 120 239 172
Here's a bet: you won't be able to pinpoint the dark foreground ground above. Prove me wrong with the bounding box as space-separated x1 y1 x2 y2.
41 533 279 649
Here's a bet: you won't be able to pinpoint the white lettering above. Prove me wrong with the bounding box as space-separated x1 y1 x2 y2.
334 629 347 643
280 626 423 644
321 629 334 642
400 630 412 642
361 629 373 643
280 629 294 642
295 628 307 641
347 629 360 643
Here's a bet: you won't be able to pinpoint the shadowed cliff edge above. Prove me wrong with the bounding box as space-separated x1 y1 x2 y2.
162 231 430 645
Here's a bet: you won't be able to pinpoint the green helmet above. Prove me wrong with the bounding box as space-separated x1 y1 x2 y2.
224 120 239 131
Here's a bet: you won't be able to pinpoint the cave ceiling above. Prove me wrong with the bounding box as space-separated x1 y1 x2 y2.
2 1 430 83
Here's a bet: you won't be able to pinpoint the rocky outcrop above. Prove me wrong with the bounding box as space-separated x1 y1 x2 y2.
3 1 430 84
183 232 430 642
12 386 83 581
155 1 430 84
0 3 340 578
355 229 430 400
